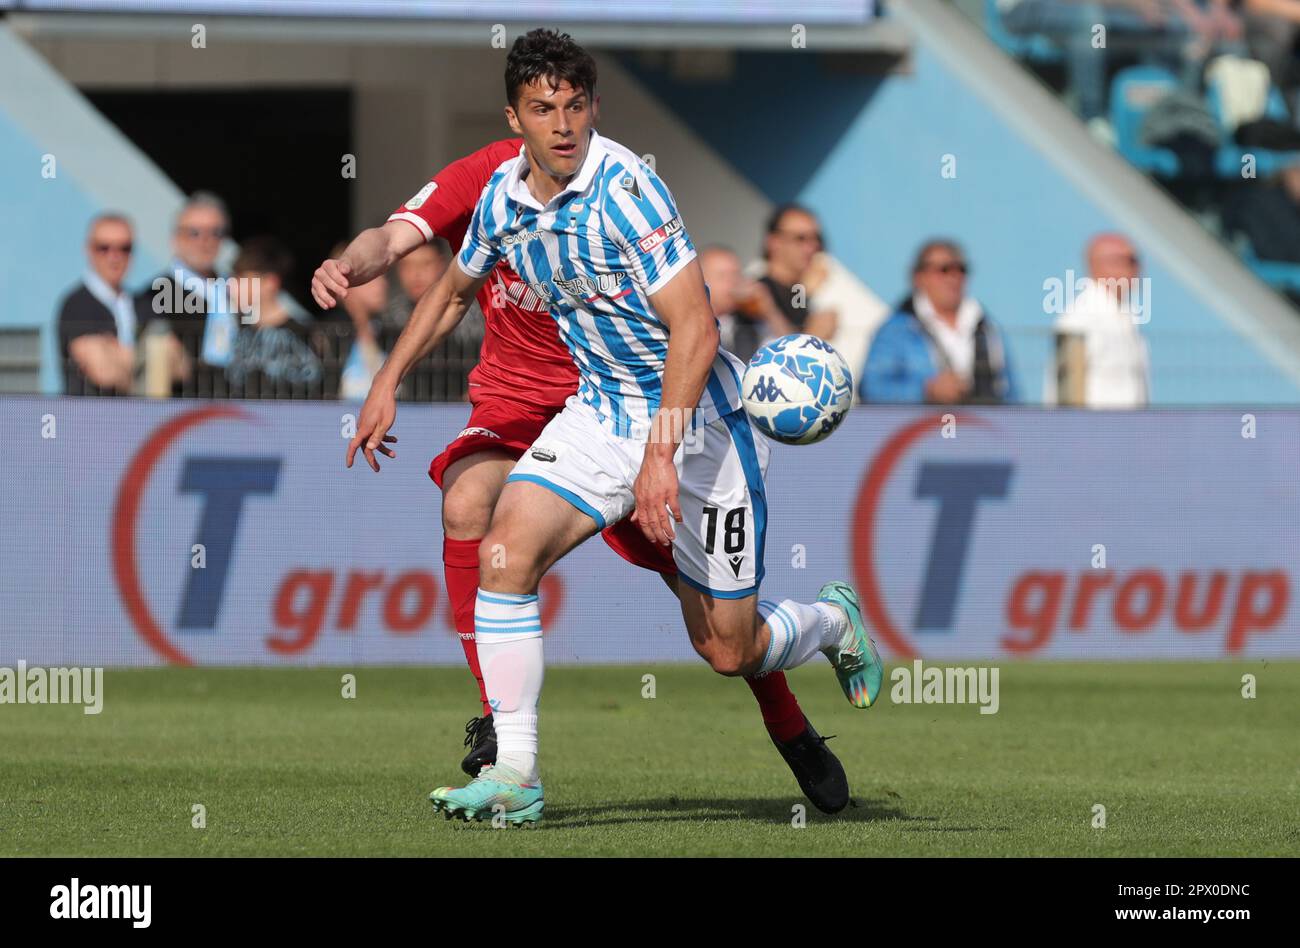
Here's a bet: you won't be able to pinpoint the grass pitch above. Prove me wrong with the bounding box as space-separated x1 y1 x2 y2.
1 662 1296 857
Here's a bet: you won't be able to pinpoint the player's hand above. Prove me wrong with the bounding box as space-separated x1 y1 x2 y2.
312 258 352 309
631 449 681 546
346 383 399 472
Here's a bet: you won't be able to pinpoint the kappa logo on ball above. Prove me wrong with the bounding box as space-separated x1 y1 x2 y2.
636 216 682 254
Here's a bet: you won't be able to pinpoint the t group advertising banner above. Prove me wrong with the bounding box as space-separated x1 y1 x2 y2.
0 398 1296 666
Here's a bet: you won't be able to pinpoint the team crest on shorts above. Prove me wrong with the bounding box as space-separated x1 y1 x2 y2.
457 426 500 440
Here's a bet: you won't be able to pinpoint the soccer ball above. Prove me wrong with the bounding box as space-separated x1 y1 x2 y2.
741 334 853 445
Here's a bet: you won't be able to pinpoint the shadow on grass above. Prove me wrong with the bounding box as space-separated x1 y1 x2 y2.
537 795 915 829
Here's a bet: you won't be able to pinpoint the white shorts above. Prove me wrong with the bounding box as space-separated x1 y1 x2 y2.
506 396 771 598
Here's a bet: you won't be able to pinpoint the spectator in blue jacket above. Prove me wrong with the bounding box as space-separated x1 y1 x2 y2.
860 240 1018 405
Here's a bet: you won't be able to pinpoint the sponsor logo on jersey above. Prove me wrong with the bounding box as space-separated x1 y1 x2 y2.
501 229 544 247
488 270 550 312
405 181 437 209
554 271 630 302
522 279 557 305
456 426 501 440
636 215 683 254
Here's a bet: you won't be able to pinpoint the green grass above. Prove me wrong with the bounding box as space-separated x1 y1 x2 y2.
1 663 1297 856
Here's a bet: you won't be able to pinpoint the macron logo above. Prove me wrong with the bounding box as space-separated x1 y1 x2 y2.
636 216 682 254
50 878 151 929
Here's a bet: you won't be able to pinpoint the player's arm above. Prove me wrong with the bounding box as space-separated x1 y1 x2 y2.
634 260 719 546
311 220 423 309
322 142 517 310
345 262 488 473
346 182 501 474
383 262 486 385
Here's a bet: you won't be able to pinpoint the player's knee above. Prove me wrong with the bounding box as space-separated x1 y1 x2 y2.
441 486 492 539
478 527 543 590
696 640 749 677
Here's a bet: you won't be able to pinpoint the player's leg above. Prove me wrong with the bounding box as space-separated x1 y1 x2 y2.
601 518 805 741
437 447 518 775
430 403 622 825
428 479 598 824
641 568 847 813
672 409 884 707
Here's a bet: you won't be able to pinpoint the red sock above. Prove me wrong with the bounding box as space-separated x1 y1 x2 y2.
745 671 805 742
443 536 490 716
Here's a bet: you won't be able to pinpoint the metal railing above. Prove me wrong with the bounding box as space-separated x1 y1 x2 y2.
61 317 484 401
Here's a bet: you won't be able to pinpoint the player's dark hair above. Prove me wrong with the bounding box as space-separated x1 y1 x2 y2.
505 28 597 107
233 235 293 279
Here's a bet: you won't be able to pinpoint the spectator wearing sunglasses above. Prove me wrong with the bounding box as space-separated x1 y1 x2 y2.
57 213 140 394
140 191 237 366
860 239 1018 405
57 214 190 395
751 204 838 341
1046 233 1151 408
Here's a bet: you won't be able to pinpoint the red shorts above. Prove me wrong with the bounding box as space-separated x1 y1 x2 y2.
428 396 677 576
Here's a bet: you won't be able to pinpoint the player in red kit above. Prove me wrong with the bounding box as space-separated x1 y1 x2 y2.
313 138 849 813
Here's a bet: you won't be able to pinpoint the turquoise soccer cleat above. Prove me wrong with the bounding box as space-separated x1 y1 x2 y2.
817 581 885 709
428 763 544 827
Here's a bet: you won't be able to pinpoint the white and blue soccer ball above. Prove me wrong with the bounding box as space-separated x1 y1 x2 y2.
741 334 853 445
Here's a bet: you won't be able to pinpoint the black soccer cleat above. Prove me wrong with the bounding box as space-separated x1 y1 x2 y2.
771 715 850 814
460 714 497 777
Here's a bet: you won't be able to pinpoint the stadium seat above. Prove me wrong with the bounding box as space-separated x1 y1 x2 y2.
984 0 1062 64
1109 65 1183 177
1241 251 1300 295
1206 83 1300 179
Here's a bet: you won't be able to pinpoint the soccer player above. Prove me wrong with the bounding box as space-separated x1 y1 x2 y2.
351 29 884 825
318 144 850 812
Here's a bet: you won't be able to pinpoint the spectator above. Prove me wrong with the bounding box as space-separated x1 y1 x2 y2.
1226 160 1300 275
384 238 451 329
753 204 838 340
1048 233 1151 407
57 213 188 395
225 237 323 391
860 240 1018 404
700 245 782 363
799 253 891 403
1239 0 1300 107
140 192 236 366
57 213 138 395
385 235 485 356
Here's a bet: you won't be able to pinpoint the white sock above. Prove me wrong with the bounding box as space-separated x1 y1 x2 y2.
474 590 544 783
756 598 849 674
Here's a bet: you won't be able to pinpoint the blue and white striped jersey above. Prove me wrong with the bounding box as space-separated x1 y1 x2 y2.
456 130 745 437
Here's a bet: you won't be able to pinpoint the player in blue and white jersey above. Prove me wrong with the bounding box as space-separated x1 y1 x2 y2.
391 29 885 825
